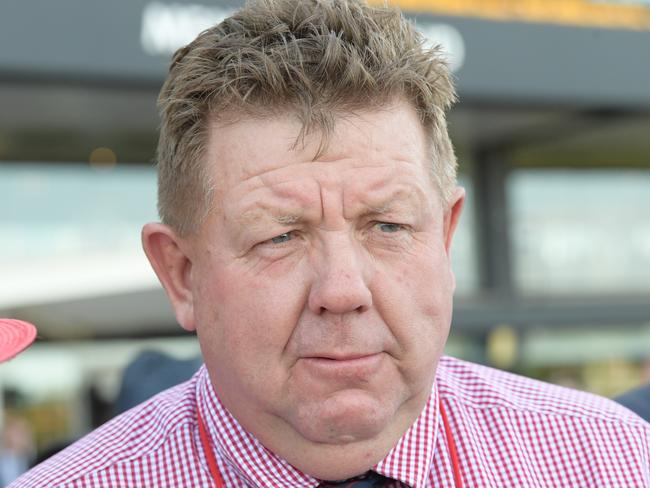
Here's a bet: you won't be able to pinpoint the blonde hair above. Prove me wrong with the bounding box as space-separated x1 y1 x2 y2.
157 0 457 235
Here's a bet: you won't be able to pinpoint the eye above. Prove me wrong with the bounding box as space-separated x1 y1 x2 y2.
376 222 403 233
270 232 294 244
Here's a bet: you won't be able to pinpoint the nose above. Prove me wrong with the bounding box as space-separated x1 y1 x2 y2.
307 234 373 315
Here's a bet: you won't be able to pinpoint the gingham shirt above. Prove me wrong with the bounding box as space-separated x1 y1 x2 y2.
12 356 650 487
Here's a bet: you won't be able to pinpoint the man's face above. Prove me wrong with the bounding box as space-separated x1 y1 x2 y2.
185 101 463 447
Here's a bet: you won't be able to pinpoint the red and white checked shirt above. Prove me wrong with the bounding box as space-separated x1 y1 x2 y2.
12 356 650 487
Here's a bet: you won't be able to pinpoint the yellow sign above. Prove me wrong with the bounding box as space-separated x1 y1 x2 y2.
369 0 650 30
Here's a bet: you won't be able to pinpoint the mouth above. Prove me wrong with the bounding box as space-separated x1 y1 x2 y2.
309 352 380 361
300 352 384 378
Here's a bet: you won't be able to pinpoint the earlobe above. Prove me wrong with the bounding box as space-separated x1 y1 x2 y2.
141 223 197 331
444 186 466 254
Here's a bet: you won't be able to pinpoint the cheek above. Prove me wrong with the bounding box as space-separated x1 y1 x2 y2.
389 247 453 311
194 259 310 358
194 264 309 402
374 246 454 354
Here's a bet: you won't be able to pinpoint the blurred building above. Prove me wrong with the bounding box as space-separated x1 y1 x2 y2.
1 0 650 462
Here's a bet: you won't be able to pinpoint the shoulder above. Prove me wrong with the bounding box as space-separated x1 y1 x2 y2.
436 355 649 428
436 357 650 485
616 384 650 422
10 374 200 488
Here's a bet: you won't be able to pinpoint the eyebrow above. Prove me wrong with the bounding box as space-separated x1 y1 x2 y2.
274 214 301 225
360 186 427 217
367 202 394 215
236 207 303 227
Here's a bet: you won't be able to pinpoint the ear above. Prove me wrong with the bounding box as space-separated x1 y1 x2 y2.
443 186 465 254
142 223 196 331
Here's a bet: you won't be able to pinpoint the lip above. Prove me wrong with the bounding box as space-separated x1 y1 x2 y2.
308 352 380 361
300 352 384 378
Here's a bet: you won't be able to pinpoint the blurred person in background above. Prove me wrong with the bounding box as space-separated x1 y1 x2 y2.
113 350 202 415
0 416 35 486
616 358 650 422
11 1 650 487
0 319 37 485
617 384 650 422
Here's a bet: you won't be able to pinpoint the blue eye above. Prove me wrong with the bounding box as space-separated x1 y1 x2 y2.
377 222 402 233
270 232 293 244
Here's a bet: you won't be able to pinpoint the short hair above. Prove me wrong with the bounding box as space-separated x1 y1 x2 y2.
157 0 458 235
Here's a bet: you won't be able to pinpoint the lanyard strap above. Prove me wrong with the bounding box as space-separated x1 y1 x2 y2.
197 404 225 488
197 399 462 488
439 397 463 488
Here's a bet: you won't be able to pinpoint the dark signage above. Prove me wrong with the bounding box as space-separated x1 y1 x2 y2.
1 0 649 107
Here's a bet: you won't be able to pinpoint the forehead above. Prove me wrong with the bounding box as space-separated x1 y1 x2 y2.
203 101 434 204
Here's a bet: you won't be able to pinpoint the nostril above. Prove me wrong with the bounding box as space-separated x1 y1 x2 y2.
308 259 373 315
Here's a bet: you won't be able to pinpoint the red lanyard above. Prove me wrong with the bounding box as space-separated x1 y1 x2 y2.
197 404 226 488
197 397 462 488
439 397 463 488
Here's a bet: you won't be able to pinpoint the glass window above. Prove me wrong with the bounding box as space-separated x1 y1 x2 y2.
508 169 650 295
452 174 479 296
0 163 159 307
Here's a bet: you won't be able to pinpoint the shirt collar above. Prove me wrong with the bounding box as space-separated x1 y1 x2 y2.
374 384 440 488
196 366 440 488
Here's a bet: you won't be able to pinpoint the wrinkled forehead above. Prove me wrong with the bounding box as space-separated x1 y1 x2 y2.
203 101 433 193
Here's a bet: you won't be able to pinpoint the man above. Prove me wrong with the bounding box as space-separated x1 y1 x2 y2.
11 0 650 486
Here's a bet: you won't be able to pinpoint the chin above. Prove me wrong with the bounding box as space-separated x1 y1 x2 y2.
293 390 396 445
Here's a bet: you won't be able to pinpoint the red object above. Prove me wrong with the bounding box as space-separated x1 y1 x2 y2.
440 397 463 488
0 318 37 362
197 404 225 488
